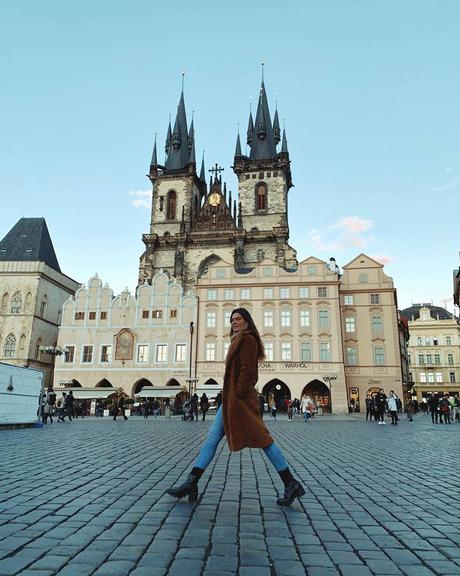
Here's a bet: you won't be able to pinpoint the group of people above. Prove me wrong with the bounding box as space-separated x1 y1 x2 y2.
265 395 317 421
425 393 458 424
365 389 402 425
183 392 220 421
41 390 80 423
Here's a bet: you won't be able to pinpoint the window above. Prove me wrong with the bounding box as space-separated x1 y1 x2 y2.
82 346 93 363
75 312 85 320
40 296 47 317
264 287 274 299
307 265 317 275
142 310 149 319
1 293 9 314
167 190 177 219
263 267 273 276
448 354 454 365
263 309 274 327
223 310 231 327
434 354 441 365
281 310 291 327
256 182 267 210
426 354 432 364
344 295 354 306
100 345 112 363
206 311 217 328
436 372 443 383
420 373 426 383
175 344 186 362
374 347 385 366
299 310 310 327
100 311 107 320
318 287 328 298
300 342 312 361
240 288 251 299
207 290 217 300
215 268 226 279
299 287 309 298
417 337 422 345
449 372 456 383
370 294 380 304
418 355 424 365
320 342 331 362
89 311 96 320
4 334 16 358
170 309 177 318
224 289 235 300
156 344 168 362
64 346 74 363
152 310 162 319
345 317 356 333
137 345 149 362
205 342 216 361
281 342 292 361
371 316 383 333
446 336 452 346
346 347 358 366
427 372 434 383
318 309 329 328
280 287 290 299
10 293 22 314
265 341 274 361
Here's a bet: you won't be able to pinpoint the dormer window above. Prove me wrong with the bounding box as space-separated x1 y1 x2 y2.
256 182 267 211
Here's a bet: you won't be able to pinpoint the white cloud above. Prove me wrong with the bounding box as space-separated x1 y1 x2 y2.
305 215 374 255
128 190 151 209
371 254 393 265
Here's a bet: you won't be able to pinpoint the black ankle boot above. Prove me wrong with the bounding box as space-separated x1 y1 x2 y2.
166 468 203 502
276 479 305 506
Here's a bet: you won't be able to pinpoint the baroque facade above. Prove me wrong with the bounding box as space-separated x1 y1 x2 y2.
401 304 460 399
0 218 80 387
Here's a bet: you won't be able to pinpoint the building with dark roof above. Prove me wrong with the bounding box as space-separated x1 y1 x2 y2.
0 218 80 388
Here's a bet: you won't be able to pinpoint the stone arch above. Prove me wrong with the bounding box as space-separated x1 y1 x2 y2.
262 378 291 411
96 378 114 388
166 378 180 387
71 379 82 388
133 378 153 395
255 181 268 211
204 378 219 386
302 379 331 413
197 254 222 278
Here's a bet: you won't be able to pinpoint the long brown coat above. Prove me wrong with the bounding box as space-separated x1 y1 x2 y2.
222 331 273 452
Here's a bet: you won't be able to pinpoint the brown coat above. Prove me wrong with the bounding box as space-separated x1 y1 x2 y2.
222 331 273 452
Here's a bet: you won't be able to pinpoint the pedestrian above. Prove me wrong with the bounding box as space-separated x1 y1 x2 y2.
216 391 222 409
375 389 387 424
300 394 309 422
113 393 128 421
406 398 415 422
308 400 316 419
365 393 373 421
449 394 459 422
200 393 209 421
142 399 149 419
270 398 277 420
42 389 56 424
428 394 439 424
57 393 67 422
387 391 398 425
152 399 160 417
439 394 451 424
65 391 74 421
258 392 265 418
167 307 305 506
190 393 199 422
164 399 171 418
287 399 294 421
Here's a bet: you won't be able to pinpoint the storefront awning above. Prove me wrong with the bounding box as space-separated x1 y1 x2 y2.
59 388 113 400
195 388 222 397
135 387 182 398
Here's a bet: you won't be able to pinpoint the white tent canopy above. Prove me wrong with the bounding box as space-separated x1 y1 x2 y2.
135 387 182 398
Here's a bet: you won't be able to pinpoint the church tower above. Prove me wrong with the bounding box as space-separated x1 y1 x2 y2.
232 79 297 271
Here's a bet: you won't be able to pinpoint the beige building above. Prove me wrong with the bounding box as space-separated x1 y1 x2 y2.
194 254 404 413
401 304 460 399
0 218 79 388
54 271 197 401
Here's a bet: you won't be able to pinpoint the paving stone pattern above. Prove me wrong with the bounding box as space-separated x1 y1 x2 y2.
0 413 459 576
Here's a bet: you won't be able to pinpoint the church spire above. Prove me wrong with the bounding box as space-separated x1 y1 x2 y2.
273 109 281 145
199 153 206 181
247 111 254 145
249 80 277 160
164 89 192 170
150 134 158 167
235 133 242 157
281 128 289 154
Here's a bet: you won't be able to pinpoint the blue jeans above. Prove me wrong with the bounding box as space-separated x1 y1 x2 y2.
195 406 288 472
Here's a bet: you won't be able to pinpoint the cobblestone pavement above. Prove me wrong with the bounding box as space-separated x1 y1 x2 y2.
0 413 459 576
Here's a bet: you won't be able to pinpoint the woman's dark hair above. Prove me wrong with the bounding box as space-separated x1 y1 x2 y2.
230 307 265 360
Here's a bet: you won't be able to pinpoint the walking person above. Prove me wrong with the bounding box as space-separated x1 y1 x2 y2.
65 391 74 421
200 393 209 421
113 392 128 421
42 389 56 424
300 394 309 422
57 392 67 422
365 393 373 421
375 389 387 424
428 394 439 424
258 391 265 418
190 393 199 422
142 399 149 419
406 398 415 422
439 394 451 424
167 308 305 506
387 391 398 425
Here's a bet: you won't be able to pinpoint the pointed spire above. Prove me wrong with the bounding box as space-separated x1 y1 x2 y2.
250 80 277 160
238 202 243 227
189 138 196 163
229 189 232 209
188 117 194 152
273 109 280 145
281 128 289 154
150 134 158 166
172 114 181 150
247 111 254 146
199 153 206 181
164 87 195 170
165 120 172 155
233 200 237 222
235 133 242 156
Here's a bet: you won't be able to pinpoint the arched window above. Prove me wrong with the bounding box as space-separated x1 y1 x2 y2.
40 295 48 318
255 182 267 211
167 190 177 220
35 338 42 359
10 292 22 314
25 292 33 312
1 293 9 314
4 334 16 358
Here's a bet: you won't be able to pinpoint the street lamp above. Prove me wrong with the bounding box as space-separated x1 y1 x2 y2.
40 345 69 390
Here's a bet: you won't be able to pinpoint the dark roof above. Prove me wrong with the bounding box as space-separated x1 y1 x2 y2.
0 218 61 272
164 91 194 170
249 81 277 160
400 304 455 322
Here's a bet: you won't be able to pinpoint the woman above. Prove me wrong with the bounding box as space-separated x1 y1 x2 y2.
167 308 305 506
200 393 209 421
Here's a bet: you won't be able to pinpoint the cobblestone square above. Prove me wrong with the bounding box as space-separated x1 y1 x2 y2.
0 414 459 575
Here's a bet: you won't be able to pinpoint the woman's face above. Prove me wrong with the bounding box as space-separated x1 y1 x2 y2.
231 312 248 333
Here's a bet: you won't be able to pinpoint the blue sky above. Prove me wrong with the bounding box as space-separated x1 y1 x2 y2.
1 0 459 311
